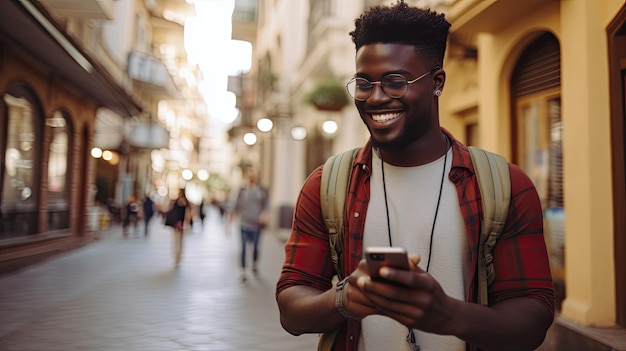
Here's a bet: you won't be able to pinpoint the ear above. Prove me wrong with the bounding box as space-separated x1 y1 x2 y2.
433 67 446 93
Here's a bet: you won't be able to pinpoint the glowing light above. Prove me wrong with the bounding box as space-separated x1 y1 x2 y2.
91 148 103 158
181 169 193 181
197 169 209 181
322 120 338 135
291 126 307 141
257 118 273 132
102 150 113 161
243 132 257 145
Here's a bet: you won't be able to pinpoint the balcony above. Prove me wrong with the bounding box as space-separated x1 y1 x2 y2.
128 51 180 99
39 0 115 20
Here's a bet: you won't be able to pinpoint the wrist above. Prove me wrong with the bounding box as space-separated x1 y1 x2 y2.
335 277 355 319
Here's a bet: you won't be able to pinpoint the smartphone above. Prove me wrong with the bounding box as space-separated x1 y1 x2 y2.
365 246 410 281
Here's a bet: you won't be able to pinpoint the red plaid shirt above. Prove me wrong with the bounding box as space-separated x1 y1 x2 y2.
276 130 555 351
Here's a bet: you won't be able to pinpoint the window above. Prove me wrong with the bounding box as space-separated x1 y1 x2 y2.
47 111 71 230
1 85 41 237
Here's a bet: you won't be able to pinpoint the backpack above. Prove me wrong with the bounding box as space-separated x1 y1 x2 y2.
320 145 510 306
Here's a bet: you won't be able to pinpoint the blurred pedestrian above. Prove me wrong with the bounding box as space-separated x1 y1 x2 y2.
122 195 139 237
199 198 206 226
107 198 121 223
142 194 155 237
164 189 191 265
230 168 269 282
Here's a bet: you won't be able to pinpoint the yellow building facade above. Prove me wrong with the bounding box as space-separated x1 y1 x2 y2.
441 0 626 346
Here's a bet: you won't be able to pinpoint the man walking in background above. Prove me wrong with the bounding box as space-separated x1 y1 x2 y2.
230 167 269 282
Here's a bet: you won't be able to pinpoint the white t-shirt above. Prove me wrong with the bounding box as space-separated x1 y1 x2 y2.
359 149 468 351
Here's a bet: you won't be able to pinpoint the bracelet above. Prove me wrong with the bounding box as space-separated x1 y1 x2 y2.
335 276 354 319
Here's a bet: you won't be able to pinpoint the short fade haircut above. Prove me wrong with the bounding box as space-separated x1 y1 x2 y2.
349 1 451 68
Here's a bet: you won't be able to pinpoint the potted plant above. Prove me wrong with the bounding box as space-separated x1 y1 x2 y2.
305 78 350 111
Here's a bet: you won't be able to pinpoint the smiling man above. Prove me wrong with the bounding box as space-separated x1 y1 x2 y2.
275 2 555 351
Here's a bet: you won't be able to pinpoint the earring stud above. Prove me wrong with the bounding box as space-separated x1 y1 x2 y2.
435 90 442 97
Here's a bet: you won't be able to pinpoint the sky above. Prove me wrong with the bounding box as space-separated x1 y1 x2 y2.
184 0 252 124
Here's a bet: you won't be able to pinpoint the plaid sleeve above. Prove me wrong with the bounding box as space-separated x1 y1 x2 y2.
490 163 555 317
276 166 337 297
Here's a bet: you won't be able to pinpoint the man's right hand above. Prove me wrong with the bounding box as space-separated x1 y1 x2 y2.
341 254 419 320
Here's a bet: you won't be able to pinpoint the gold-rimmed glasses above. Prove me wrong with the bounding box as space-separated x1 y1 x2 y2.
345 67 438 101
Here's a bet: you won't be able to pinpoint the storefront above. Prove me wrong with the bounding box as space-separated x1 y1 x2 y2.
0 0 140 270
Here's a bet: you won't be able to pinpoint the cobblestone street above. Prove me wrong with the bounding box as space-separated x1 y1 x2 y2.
0 206 318 351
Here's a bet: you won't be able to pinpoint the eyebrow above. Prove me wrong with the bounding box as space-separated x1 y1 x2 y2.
355 70 414 79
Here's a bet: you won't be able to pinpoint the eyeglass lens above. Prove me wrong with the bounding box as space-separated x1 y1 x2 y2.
346 74 412 101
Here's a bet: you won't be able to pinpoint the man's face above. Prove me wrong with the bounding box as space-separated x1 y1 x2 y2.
246 169 258 184
353 43 439 150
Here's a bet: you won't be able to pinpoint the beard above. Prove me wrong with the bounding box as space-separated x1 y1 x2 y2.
367 124 415 151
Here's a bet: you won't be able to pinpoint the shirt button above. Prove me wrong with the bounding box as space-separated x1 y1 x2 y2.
354 212 359 218
349 335 354 341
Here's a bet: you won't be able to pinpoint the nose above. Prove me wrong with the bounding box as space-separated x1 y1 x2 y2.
367 82 390 103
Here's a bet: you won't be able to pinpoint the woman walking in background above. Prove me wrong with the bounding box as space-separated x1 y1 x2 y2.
142 194 155 237
165 189 191 266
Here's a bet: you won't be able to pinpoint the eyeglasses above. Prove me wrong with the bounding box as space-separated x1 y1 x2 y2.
345 67 438 101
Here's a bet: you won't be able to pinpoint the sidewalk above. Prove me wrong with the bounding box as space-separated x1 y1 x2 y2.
0 206 319 351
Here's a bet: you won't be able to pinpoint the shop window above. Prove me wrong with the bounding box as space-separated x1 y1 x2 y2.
0 85 41 237
46 110 71 230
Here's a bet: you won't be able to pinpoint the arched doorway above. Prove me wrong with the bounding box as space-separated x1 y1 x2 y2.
0 83 43 237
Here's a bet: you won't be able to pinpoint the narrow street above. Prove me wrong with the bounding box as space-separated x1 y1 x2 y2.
0 206 319 351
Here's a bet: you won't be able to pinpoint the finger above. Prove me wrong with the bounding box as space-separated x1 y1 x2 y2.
357 275 414 301
380 266 436 290
352 259 372 281
355 278 431 321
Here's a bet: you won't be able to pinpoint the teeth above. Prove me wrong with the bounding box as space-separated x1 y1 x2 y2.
371 112 400 122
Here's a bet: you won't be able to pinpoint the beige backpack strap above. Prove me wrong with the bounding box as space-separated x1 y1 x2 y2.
320 147 359 280
468 146 511 306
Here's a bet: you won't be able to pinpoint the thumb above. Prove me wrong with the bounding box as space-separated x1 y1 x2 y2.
408 254 421 271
